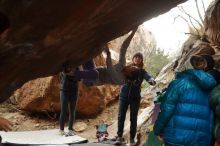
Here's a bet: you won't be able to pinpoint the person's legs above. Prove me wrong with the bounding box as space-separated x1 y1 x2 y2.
115 99 129 144
117 99 129 138
109 32 136 85
105 48 121 84
68 85 78 135
59 91 68 131
102 45 125 85
116 28 137 71
129 99 141 142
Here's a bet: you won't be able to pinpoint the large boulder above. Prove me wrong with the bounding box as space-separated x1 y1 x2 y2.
11 55 119 118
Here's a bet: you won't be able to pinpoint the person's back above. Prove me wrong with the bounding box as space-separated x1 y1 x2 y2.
154 69 216 146
60 71 78 91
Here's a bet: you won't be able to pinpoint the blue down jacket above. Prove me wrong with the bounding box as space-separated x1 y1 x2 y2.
154 69 216 146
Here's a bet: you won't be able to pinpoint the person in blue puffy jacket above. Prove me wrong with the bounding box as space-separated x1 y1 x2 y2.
153 56 217 146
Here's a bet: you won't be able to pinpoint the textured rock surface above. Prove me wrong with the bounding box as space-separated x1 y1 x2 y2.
205 0 220 46
143 35 219 99
10 27 154 117
12 55 119 118
0 0 187 102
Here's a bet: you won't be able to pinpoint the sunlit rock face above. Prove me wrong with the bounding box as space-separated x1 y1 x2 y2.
0 0 187 102
109 25 156 60
11 55 119 118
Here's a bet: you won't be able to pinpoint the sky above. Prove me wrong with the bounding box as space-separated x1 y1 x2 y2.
143 0 214 57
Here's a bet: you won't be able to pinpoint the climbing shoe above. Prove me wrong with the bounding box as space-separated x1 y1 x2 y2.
59 130 66 136
114 137 123 145
129 139 136 146
67 130 76 136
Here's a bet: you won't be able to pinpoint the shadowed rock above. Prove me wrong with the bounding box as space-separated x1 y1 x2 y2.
11 55 119 117
0 0 186 102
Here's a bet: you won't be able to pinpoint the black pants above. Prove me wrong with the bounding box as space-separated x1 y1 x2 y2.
117 98 140 140
59 89 78 130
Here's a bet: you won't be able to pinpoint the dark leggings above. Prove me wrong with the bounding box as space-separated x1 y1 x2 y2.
59 89 78 130
117 98 140 140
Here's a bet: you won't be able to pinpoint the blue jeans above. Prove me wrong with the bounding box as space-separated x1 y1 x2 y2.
59 88 78 130
117 98 141 140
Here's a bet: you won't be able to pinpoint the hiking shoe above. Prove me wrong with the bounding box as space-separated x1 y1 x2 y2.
129 139 136 146
66 130 76 136
59 130 66 136
114 137 123 145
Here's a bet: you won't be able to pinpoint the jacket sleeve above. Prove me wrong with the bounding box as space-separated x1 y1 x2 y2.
143 70 155 85
153 80 179 135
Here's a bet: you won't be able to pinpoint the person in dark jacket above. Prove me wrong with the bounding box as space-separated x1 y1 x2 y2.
153 55 217 146
210 85 220 146
59 62 79 136
195 55 220 146
115 52 156 146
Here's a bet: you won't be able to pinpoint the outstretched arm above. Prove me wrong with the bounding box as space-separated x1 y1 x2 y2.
143 70 156 85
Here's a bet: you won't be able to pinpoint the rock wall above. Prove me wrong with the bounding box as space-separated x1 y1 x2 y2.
0 0 187 102
143 35 218 99
205 0 220 46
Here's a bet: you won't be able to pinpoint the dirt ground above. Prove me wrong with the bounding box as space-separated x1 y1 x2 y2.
0 101 120 143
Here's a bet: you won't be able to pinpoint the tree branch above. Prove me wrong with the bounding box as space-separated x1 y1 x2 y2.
195 0 204 25
174 15 191 30
178 6 203 29
188 15 200 36
184 32 200 37
202 0 206 14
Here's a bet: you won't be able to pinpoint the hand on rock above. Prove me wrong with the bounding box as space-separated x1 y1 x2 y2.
0 117 13 132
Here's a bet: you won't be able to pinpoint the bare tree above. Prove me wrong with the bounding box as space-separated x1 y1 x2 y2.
195 0 205 25
178 6 203 29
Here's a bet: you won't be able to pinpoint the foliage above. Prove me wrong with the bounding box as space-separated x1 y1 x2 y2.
142 49 170 89
145 49 170 77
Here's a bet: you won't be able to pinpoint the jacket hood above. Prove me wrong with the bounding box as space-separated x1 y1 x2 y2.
176 69 216 90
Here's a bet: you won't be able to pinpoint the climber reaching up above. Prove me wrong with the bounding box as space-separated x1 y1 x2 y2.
75 27 138 86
